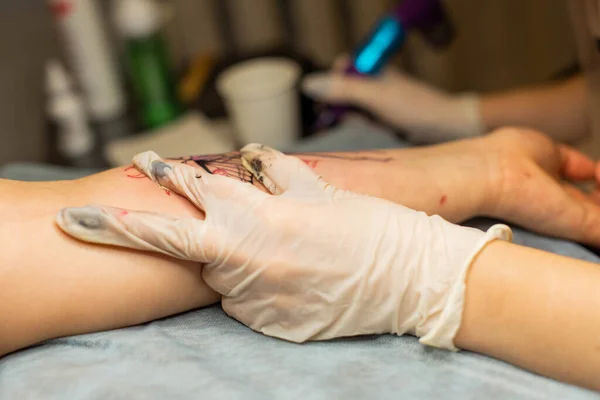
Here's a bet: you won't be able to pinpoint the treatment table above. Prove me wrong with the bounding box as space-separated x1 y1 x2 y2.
1 119 598 399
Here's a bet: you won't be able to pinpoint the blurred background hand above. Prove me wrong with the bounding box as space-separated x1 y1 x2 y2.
303 57 483 143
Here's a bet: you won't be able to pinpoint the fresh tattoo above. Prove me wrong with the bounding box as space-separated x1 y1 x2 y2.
124 150 394 187
289 151 394 163
124 165 146 179
301 159 319 168
177 153 256 184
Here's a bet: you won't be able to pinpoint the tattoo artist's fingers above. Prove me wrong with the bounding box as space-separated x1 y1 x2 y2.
132 151 214 211
302 72 380 106
298 55 349 103
133 151 171 186
55 205 217 262
241 144 330 196
331 54 394 76
558 145 596 181
133 151 265 210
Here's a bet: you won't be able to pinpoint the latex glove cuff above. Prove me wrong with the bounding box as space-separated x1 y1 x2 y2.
419 224 512 350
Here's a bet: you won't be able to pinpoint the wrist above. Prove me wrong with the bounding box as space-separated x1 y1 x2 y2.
464 136 508 219
400 140 496 222
410 217 512 350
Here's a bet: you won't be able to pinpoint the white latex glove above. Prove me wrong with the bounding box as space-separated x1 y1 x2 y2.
55 145 511 349
304 63 483 143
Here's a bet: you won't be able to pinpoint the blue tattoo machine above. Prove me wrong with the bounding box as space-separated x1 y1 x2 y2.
315 0 456 130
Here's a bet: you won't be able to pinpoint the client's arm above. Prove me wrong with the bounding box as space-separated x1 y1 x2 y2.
56 143 600 391
0 176 218 357
456 240 600 391
2 147 475 356
2 127 600 356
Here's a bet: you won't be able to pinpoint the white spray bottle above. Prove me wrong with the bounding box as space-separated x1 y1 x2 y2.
48 0 126 121
46 60 96 165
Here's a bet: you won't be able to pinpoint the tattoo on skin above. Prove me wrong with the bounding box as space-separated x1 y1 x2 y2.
289 152 394 163
180 151 391 174
125 151 393 188
124 165 147 179
177 153 257 184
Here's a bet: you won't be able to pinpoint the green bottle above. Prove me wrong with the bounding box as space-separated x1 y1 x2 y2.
115 0 182 130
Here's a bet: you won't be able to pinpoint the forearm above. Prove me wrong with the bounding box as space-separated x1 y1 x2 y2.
0 176 220 356
455 240 600 390
291 142 489 223
480 75 589 143
173 146 489 223
0 145 485 356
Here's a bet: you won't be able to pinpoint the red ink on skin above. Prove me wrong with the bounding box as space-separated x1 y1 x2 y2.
212 168 228 176
124 165 146 179
300 159 319 169
440 195 447 206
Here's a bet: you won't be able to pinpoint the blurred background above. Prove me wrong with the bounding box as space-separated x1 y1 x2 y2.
0 0 578 169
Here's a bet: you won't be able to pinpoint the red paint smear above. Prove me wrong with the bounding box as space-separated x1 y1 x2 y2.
301 159 319 169
440 195 447 206
51 0 73 18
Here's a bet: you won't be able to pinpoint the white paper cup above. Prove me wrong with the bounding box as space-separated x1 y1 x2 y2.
217 58 302 149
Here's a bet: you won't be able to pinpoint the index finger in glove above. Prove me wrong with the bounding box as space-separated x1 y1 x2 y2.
55 204 219 262
241 144 332 197
133 151 262 212
132 151 210 211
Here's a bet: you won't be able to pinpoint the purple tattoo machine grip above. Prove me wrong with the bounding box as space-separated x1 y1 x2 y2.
314 0 456 131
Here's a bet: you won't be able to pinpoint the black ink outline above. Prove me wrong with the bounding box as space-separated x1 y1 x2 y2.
170 153 255 184
167 150 393 183
287 152 393 163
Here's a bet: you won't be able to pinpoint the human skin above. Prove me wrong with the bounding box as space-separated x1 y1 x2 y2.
455 240 600 391
480 75 589 144
1 128 600 357
55 133 600 392
306 57 589 144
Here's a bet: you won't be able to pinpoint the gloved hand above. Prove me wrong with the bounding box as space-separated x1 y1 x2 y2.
55 145 511 349
304 58 483 143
